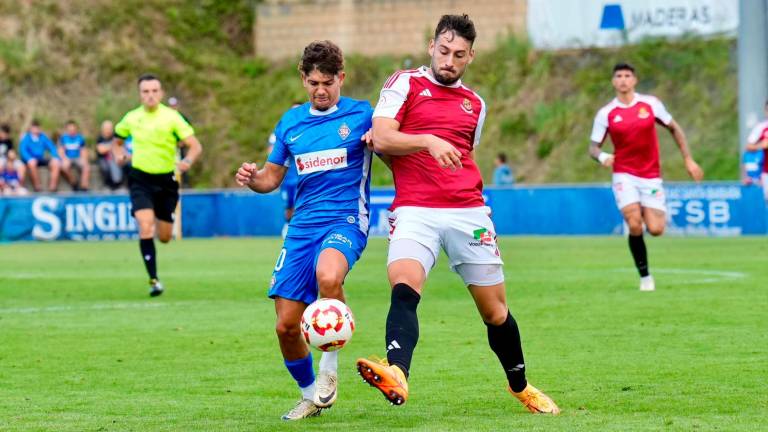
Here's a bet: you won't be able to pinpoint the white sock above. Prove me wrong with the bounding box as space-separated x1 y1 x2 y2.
319 351 338 373
300 382 316 400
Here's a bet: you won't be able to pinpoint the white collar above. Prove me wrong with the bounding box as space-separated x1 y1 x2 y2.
613 94 640 109
309 104 339 116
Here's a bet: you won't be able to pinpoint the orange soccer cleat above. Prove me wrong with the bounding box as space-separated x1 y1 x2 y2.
356 357 409 405
509 383 560 415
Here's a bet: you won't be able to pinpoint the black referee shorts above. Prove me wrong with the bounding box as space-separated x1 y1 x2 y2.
128 168 179 223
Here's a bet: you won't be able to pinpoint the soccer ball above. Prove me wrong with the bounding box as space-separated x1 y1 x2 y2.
301 298 355 352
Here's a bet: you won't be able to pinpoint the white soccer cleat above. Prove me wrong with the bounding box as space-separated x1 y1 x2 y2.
281 398 322 421
639 275 655 292
313 371 338 408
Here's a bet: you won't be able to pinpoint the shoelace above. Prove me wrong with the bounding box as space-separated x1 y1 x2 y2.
318 374 337 392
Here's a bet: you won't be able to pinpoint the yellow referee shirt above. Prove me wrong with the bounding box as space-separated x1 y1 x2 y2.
115 104 194 174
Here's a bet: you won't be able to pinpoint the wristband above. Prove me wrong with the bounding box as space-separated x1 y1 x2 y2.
597 152 612 164
181 157 192 165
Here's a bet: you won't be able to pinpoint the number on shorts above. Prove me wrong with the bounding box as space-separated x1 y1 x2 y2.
274 248 287 272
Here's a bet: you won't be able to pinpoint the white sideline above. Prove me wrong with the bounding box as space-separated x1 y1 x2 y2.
0 302 168 315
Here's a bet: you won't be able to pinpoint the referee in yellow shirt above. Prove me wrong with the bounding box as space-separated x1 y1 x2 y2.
114 74 202 296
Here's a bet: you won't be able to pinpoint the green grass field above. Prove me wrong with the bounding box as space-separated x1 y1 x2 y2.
1 237 766 431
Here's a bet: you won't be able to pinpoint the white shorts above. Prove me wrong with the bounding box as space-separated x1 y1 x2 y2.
387 206 504 284
612 173 666 212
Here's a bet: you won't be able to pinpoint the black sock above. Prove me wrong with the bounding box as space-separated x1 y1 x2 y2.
628 234 649 277
385 283 421 377
139 238 157 280
487 311 527 392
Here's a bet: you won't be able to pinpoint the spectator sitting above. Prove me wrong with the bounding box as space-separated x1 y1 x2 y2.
96 120 126 190
1 149 28 196
0 124 26 189
58 120 91 191
20 120 61 192
493 152 514 186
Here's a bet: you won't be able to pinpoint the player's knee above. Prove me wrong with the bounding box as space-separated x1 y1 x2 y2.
647 225 665 236
316 270 344 299
627 220 644 235
158 234 172 244
481 306 508 326
138 224 155 238
275 320 301 341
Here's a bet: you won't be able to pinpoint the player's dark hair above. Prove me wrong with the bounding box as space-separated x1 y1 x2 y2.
30 119 41 127
497 152 507 163
66 119 77 126
299 41 344 76
613 62 635 75
0 124 10 134
434 14 476 46
137 73 161 86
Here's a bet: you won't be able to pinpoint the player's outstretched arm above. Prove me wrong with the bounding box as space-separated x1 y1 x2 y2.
372 118 462 170
235 161 286 193
589 140 613 167
745 138 768 151
666 120 703 182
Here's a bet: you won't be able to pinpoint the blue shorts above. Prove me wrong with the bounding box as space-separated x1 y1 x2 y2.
281 183 297 210
268 222 368 304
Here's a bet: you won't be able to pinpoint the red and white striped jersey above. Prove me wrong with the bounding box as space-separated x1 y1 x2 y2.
591 93 673 179
373 66 487 209
747 120 768 172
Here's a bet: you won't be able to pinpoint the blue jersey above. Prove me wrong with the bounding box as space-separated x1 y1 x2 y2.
60 133 86 159
268 97 373 231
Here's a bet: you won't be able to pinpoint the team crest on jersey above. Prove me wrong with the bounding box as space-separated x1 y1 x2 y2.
461 98 473 114
338 123 351 140
638 107 650 119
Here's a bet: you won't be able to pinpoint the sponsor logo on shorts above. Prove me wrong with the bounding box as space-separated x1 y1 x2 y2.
295 148 348 175
270 275 276 288
326 233 352 248
469 228 495 247
346 215 355 224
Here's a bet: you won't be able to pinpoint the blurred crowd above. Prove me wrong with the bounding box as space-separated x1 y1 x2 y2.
0 97 189 196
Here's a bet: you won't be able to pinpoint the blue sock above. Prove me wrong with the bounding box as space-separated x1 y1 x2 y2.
284 353 315 389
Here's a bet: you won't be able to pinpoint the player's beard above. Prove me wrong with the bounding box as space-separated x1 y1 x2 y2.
431 64 462 86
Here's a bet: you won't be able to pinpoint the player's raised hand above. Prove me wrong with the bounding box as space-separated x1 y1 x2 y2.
235 162 258 187
425 135 462 171
685 157 704 182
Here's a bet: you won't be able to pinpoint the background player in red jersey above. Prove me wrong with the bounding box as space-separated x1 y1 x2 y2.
356 14 559 415
589 63 704 292
744 100 768 199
